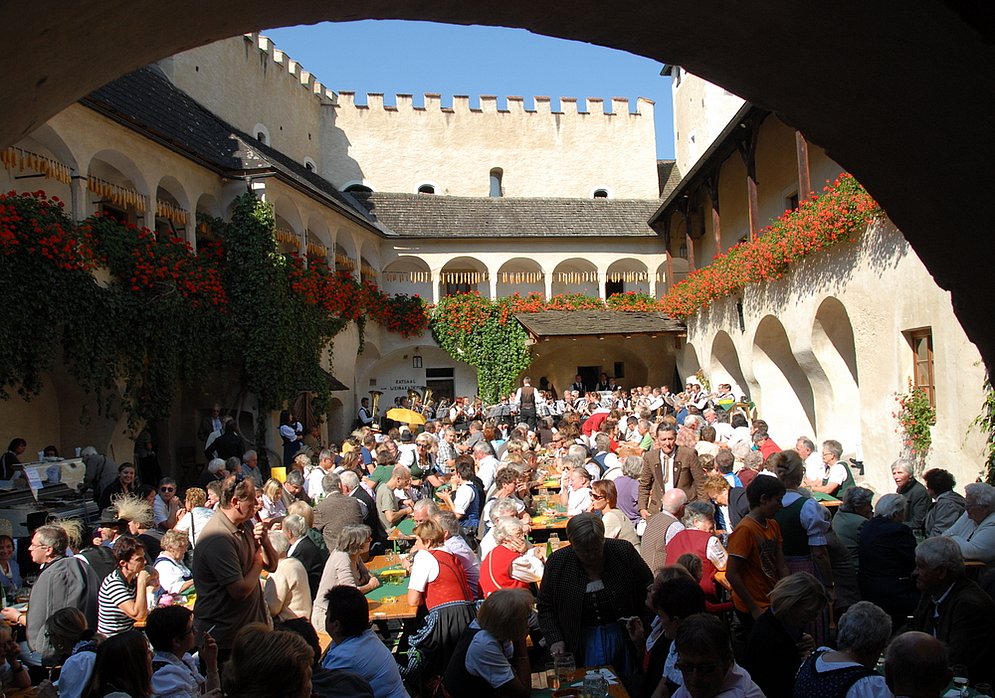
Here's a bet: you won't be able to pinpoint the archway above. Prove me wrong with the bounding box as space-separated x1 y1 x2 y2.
496 257 545 298
709 330 748 400
5 6 991 375
752 315 817 444
551 258 599 297
605 258 650 296
440 256 489 297
811 296 860 446
382 256 433 300
86 150 149 225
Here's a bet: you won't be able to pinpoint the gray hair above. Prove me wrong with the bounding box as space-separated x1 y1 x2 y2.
438 511 460 536
492 516 526 544
965 482 995 509
472 442 494 457
321 471 341 495
915 536 964 577
567 444 589 461
339 470 360 491
560 453 585 470
622 455 643 479
34 525 68 553
743 450 763 470
242 450 257 462
837 601 892 656
890 458 915 476
874 493 907 520
268 529 290 557
319 448 336 466
412 499 440 517
822 439 843 460
841 486 873 513
797 436 816 453
336 524 372 555
683 500 716 528
81 446 98 457
489 498 520 524
282 514 307 540
207 458 227 475
594 433 611 453
285 470 305 487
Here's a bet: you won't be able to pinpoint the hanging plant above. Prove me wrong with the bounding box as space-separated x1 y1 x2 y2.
894 380 936 473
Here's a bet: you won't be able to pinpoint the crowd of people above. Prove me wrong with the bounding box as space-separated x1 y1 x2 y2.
0 376 994 697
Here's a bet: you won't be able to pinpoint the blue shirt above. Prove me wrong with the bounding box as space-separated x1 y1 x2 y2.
322 629 408 698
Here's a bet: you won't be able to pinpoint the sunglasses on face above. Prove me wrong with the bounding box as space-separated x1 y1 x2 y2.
161 486 175 492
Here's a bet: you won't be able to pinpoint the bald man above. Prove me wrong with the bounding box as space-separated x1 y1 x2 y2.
884 631 951 698
639 488 688 573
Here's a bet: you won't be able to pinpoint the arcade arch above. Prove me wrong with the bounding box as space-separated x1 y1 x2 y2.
496 258 545 298
606 258 650 296
752 315 816 442
441 256 489 297
551 258 599 297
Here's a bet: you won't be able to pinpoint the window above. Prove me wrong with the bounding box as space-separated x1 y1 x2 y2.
786 192 800 211
417 183 436 195
908 328 935 407
253 123 270 146
605 280 624 297
489 168 503 198
304 157 317 172
343 183 373 194
591 186 613 199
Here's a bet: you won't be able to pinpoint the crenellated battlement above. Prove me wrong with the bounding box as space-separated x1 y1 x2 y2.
244 32 338 104
332 90 654 117
240 31 654 121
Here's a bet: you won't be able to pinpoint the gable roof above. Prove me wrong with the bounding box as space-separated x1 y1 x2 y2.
516 310 684 337
350 192 660 238
82 66 385 233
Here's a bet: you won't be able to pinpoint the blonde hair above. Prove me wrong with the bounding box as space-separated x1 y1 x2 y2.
292 452 311 472
701 473 730 498
262 478 282 501
184 487 206 509
161 529 190 553
287 501 313 528
50 517 84 552
414 520 446 548
769 572 828 619
111 493 153 527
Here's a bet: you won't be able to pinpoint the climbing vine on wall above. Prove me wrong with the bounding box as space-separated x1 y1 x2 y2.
0 189 428 428
972 374 995 484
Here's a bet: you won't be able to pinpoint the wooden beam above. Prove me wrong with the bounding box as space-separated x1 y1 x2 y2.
736 120 761 240
795 130 811 198
707 172 722 254
680 195 695 271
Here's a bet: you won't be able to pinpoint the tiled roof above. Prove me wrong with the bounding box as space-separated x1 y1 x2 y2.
657 159 682 199
516 310 685 337
350 192 660 238
82 66 382 230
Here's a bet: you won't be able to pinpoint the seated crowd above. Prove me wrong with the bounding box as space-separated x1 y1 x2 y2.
1 383 994 698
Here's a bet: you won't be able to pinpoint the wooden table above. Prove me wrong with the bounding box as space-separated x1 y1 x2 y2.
530 665 630 697
387 516 416 541
366 554 419 620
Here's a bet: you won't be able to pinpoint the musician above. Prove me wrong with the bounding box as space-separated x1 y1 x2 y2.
569 374 587 393
357 398 374 428
512 376 545 430
595 372 613 392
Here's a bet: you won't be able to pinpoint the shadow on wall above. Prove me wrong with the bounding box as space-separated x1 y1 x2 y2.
746 219 909 317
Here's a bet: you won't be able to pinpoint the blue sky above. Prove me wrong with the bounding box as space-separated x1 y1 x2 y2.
264 20 675 160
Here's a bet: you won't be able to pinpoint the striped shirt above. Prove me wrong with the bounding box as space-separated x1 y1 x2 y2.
97 570 137 636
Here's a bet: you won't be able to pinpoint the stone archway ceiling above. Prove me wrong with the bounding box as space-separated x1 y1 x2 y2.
4 1 994 370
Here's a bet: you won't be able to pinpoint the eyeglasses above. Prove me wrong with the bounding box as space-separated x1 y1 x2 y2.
591 494 606 501
160 486 175 492
676 661 720 675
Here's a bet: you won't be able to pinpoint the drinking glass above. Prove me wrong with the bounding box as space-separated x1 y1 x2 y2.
976 683 993 697
951 665 969 697
546 662 559 689
385 548 396 564
554 652 575 689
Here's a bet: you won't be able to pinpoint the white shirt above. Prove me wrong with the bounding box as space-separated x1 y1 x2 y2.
453 482 476 517
306 466 329 500
154 555 192 594
150 651 205 698
804 451 826 482
810 649 892 698
945 511 995 563
825 461 848 486
408 548 442 592
476 455 500 492
153 494 177 526
567 486 592 516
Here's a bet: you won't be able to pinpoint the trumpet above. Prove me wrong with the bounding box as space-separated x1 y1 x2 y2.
407 388 422 404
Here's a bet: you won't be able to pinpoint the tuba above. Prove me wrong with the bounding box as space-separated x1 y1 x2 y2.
369 390 383 420
421 387 434 416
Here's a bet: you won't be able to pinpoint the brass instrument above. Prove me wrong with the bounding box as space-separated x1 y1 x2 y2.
421 387 434 416
407 388 422 404
369 390 383 421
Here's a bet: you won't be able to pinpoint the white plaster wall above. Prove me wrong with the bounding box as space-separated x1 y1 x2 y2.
325 94 659 199
684 218 988 494
672 71 745 176
164 36 325 168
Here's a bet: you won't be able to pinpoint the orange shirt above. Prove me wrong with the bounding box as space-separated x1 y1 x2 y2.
726 515 782 613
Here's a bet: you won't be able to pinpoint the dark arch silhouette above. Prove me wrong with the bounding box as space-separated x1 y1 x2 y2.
2 2 993 369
